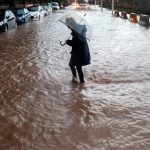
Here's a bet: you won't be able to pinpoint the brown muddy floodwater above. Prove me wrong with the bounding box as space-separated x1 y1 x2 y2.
0 7 150 150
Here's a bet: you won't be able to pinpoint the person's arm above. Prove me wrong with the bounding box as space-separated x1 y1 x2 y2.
66 35 84 47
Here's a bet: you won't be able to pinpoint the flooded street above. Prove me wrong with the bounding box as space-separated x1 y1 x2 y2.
0 7 150 150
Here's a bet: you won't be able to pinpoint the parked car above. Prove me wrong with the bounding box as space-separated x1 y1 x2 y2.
46 3 53 12
28 5 45 20
51 2 60 10
12 8 31 24
42 3 52 15
0 9 17 32
47 3 53 10
76 3 89 10
42 6 49 16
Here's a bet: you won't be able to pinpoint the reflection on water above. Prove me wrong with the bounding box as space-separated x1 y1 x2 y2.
0 8 150 150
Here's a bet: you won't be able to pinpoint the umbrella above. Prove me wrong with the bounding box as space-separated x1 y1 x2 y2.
59 12 92 45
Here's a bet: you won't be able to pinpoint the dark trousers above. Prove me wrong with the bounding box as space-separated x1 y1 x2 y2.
69 63 84 82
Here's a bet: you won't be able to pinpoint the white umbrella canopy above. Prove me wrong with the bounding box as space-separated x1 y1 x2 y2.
59 12 92 41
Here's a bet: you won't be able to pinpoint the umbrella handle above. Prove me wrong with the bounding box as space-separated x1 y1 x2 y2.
60 41 66 46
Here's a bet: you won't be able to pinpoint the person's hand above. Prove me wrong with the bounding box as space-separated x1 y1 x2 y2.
66 40 69 44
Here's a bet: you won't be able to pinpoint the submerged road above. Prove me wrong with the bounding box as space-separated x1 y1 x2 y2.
0 6 150 150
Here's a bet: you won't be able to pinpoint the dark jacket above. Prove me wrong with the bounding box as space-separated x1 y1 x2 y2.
66 31 91 66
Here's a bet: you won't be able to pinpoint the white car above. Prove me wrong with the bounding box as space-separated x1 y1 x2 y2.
42 3 52 15
51 2 60 10
28 5 45 20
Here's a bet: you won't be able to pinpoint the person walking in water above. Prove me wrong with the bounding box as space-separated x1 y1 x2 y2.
66 29 91 83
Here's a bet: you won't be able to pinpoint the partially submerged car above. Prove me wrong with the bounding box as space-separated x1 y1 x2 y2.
28 5 45 20
51 2 60 10
12 8 31 24
42 3 52 15
42 6 49 16
0 9 17 32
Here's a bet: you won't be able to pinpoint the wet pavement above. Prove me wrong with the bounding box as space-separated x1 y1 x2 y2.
0 6 150 150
